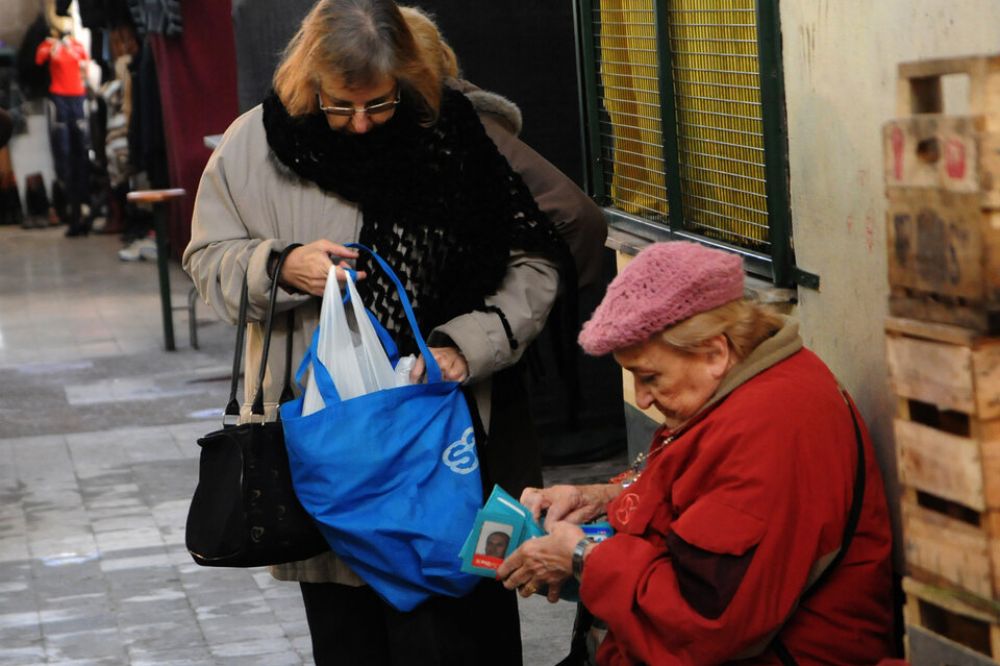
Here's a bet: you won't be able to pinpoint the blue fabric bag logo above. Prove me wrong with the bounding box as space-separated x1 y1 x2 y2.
280 245 482 611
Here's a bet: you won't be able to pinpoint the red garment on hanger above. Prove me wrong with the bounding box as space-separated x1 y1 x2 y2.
35 38 88 96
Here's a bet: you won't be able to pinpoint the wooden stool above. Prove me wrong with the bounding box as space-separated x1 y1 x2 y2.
126 188 188 351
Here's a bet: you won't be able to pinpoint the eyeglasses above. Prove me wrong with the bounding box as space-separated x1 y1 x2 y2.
316 88 401 119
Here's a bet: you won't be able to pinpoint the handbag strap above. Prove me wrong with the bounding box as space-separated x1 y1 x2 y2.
221 244 300 424
771 394 866 665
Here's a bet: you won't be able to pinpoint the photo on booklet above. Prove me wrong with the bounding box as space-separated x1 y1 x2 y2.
460 510 524 576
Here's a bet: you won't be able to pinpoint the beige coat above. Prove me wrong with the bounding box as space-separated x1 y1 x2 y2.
183 103 559 584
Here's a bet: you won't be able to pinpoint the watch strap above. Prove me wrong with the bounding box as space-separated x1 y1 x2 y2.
572 537 594 580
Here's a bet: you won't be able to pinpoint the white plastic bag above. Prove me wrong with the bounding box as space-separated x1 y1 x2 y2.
302 268 398 414
344 270 398 392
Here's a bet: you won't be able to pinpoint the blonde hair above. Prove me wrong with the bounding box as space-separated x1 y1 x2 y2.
399 6 459 79
273 0 442 124
659 299 783 361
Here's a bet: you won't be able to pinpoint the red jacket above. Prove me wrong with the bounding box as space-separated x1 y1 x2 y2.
581 344 893 665
35 38 88 96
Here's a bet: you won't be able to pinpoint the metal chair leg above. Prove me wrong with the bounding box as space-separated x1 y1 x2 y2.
188 286 199 350
152 206 176 351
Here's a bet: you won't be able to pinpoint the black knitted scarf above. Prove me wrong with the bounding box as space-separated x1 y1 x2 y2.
261 87 568 355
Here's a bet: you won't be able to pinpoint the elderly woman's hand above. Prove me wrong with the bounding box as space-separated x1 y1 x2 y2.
521 484 620 531
497 521 583 603
279 240 364 296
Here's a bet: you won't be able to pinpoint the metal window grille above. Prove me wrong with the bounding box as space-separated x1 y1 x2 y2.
668 1 768 250
592 1 669 223
576 0 810 287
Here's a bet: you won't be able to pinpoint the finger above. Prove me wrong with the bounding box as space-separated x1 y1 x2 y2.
520 489 543 519
544 501 575 531
500 571 525 591
317 240 359 259
335 260 367 281
519 581 538 598
563 507 595 525
332 266 353 284
496 549 521 579
547 582 562 604
410 356 426 383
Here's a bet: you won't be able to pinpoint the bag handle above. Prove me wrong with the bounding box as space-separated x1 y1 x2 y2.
222 244 300 424
347 243 441 384
342 267 400 364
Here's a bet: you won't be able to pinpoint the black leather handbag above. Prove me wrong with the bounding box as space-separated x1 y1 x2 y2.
185 247 329 567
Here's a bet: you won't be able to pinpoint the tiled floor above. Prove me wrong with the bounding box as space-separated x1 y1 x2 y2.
0 226 627 665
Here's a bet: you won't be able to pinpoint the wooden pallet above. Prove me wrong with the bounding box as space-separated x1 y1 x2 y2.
904 577 1000 662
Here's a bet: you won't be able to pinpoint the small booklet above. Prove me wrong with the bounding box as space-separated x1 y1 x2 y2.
459 485 615 601
459 485 543 576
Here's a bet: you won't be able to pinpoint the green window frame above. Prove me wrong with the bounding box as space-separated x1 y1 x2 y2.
574 0 817 289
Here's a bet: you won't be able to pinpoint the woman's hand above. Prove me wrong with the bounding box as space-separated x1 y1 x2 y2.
409 347 468 383
279 240 364 296
521 484 619 532
497 521 583 603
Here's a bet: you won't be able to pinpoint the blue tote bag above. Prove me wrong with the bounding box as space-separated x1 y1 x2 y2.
280 245 482 611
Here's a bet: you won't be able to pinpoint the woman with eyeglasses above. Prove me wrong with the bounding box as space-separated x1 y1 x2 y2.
183 0 583 664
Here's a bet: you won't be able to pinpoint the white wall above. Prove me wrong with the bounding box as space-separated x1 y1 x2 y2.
781 0 1000 553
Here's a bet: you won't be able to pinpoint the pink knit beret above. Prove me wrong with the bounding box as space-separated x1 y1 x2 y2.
578 242 744 355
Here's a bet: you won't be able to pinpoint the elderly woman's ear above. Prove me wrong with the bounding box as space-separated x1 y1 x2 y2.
703 334 733 380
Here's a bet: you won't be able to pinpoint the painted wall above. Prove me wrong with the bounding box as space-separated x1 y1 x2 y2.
781 0 1000 557
1 0 45 50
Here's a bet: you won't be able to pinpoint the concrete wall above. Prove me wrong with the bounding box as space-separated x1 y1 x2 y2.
1 0 46 50
782 0 1000 555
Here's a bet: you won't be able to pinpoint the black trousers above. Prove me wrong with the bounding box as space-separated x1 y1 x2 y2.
300 579 522 666
49 94 90 226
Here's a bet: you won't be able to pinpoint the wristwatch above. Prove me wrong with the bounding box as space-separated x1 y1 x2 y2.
572 537 596 581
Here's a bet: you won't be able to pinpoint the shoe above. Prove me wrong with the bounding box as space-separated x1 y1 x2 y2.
118 237 157 262
138 238 158 261
118 238 145 261
65 226 88 237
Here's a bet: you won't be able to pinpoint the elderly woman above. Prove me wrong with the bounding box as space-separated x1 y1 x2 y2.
498 242 893 665
183 0 581 663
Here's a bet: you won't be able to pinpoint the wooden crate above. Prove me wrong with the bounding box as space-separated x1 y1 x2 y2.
904 577 1000 662
901 489 1000 600
907 624 1000 666
896 54 1000 129
886 189 1000 332
887 317 1000 598
887 55 1000 332
886 316 1000 424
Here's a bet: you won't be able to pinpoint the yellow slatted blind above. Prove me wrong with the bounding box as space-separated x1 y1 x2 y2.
595 0 669 221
